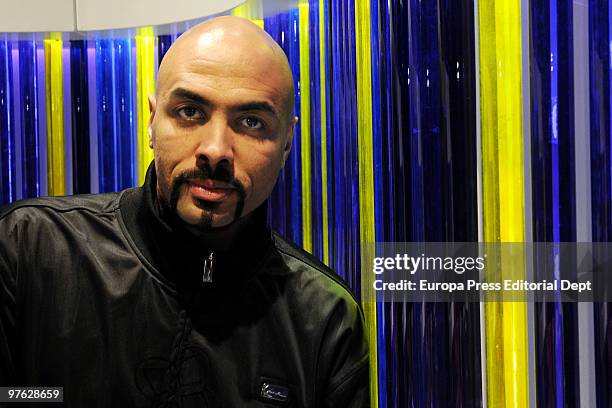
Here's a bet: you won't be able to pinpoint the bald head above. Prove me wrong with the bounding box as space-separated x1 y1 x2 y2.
156 16 295 120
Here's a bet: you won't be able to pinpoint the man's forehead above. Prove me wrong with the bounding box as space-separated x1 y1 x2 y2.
160 67 285 105
156 17 295 117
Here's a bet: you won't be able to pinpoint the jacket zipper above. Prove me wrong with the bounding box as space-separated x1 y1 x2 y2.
202 250 214 283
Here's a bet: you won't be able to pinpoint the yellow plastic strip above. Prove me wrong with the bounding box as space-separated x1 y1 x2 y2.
136 27 156 184
319 0 330 266
44 34 65 196
232 0 264 29
478 0 529 407
299 0 313 253
354 0 378 406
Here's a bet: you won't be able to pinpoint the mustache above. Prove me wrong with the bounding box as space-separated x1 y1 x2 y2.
168 163 246 221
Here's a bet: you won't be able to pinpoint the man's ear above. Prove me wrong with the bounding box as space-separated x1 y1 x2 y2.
148 94 156 148
282 116 299 165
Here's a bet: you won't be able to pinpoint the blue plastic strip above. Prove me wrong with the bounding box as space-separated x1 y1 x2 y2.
114 37 135 189
35 40 46 197
157 34 172 66
440 0 481 403
86 41 99 193
588 0 612 405
95 39 117 192
408 1 446 405
69 40 91 194
0 36 15 205
10 41 22 200
18 38 40 198
309 0 324 261
63 40 73 195
264 10 303 246
330 0 354 286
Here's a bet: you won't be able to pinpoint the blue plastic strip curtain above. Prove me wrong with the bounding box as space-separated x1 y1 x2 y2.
35 39 47 197
369 1 387 405
114 38 135 187
157 35 172 66
63 39 74 195
529 1 580 406
588 0 612 406
86 40 99 193
69 40 91 194
369 0 480 405
0 35 15 205
264 10 303 246
327 0 361 292
308 0 324 262
95 39 115 192
95 38 135 193
18 37 42 199
437 1 481 406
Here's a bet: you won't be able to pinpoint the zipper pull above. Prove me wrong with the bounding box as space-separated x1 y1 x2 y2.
202 250 214 284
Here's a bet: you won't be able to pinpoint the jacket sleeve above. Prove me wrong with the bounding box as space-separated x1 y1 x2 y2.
320 297 371 408
0 210 19 385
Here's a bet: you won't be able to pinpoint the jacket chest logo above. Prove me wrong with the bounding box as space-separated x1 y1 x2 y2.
259 380 290 404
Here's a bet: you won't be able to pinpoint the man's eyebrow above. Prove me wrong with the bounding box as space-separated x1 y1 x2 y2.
234 102 279 117
167 87 280 117
167 88 210 105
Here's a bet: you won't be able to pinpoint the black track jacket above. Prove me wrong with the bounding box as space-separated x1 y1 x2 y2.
0 165 370 407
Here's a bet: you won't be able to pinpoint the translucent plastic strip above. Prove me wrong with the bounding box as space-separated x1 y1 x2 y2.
354 0 378 406
157 35 172 66
95 38 117 192
36 40 47 197
114 38 135 189
371 1 411 405
529 1 580 406
10 42 23 200
319 0 330 266
330 0 359 291
86 41 99 193
262 15 289 237
0 35 15 205
308 0 323 262
478 0 529 406
587 0 612 405
18 38 41 199
231 0 264 29
62 40 73 195
69 40 91 194
406 0 445 404
298 1 313 254
368 0 387 405
44 34 65 196
136 27 156 184
263 10 303 246
439 1 482 406
573 2 597 406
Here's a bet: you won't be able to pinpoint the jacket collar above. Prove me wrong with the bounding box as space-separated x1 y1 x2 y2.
119 163 273 289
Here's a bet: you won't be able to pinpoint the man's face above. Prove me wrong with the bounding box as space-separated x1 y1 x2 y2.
149 33 295 229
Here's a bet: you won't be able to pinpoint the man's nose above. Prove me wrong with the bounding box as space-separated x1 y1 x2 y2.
194 117 234 170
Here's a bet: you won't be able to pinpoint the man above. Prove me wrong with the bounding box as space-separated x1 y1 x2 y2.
0 16 369 407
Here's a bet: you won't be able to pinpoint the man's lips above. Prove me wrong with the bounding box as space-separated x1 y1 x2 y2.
188 179 236 202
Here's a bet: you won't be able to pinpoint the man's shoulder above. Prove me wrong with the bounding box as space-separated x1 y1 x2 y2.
269 232 362 313
0 191 129 222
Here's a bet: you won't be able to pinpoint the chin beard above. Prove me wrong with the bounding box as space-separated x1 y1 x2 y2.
165 164 247 231
198 210 214 230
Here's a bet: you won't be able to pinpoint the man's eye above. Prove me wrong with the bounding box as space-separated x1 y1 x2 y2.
241 117 263 130
177 106 202 120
